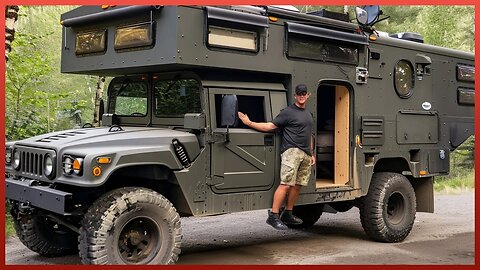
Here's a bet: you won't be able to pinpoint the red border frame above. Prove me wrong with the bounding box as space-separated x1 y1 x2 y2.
1 2 478 269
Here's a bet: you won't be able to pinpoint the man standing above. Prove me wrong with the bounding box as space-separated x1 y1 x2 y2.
238 84 315 230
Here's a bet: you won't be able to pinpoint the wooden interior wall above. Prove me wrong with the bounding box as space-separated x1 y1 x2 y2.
335 85 349 185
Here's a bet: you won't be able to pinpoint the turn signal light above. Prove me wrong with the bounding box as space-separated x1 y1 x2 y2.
73 159 82 170
97 157 111 164
269 16 278 22
419 170 428 176
93 166 102 177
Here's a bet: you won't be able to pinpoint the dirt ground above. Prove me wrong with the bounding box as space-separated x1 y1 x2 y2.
5 191 474 265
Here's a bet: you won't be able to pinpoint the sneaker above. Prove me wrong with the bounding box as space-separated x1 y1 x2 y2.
280 210 303 225
266 210 288 230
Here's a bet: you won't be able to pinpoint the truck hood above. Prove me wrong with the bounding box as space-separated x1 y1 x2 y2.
14 126 200 159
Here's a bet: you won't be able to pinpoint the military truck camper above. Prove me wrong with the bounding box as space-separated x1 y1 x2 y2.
5 5 474 264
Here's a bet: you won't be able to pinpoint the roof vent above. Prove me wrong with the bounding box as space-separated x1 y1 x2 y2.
307 9 350 22
389 32 424 43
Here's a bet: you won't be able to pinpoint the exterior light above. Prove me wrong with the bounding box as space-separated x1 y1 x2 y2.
44 154 54 178
92 166 102 177
96 157 111 164
13 150 21 170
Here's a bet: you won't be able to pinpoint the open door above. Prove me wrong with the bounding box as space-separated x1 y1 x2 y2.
316 84 350 188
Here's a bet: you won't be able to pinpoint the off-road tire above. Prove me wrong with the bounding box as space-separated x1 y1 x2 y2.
11 208 78 257
289 203 324 229
78 187 182 265
359 172 416 243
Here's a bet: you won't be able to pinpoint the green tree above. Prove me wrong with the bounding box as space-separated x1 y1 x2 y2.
6 31 54 139
6 6 99 140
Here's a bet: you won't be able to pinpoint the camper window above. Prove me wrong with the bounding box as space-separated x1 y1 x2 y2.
114 22 154 51
456 64 475 82
287 34 359 64
394 60 415 98
207 26 258 52
75 29 107 55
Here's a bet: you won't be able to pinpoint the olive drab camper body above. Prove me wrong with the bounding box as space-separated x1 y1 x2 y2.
5 5 474 264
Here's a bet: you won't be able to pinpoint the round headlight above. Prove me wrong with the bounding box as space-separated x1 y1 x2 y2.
63 156 74 175
44 155 54 178
13 150 21 170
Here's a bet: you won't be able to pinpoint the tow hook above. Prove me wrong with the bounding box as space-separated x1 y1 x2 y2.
18 202 33 215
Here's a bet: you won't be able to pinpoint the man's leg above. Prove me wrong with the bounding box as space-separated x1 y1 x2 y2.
281 152 312 225
272 184 290 213
285 185 301 211
267 148 300 230
280 185 303 225
266 184 290 230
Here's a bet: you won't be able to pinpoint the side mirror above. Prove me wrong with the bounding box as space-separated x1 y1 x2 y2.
221 94 238 127
356 5 381 26
220 95 238 143
355 7 368 25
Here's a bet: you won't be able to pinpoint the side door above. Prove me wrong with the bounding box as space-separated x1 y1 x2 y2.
208 86 281 193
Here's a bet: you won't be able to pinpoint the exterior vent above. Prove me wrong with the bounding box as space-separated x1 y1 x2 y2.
361 116 385 146
37 131 86 143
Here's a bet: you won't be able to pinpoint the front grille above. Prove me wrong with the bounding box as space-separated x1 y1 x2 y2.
13 146 56 181
21 152 43 176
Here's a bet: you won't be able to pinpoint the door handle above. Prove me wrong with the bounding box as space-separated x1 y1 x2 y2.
264 134 274 146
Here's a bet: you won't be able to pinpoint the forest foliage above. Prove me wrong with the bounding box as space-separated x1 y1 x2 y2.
5 5 474 171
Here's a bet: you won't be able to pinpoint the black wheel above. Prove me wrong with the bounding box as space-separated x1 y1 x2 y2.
10 206 78 257
359 172 416 243
79 187 182 265
289 203 324 229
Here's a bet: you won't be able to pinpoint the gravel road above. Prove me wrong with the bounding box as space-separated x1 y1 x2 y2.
5 191 474 265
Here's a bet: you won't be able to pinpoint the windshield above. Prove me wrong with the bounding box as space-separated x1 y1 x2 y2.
108 80 148 116
154 78 201 117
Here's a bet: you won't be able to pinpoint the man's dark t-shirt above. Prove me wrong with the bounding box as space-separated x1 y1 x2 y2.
272 104 313 156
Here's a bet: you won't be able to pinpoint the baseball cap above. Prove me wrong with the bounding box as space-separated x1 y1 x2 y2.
295 84 308 95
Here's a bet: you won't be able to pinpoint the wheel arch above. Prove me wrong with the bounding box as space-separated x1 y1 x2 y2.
371 157 434 213
373 157 410 174
101 164 192 216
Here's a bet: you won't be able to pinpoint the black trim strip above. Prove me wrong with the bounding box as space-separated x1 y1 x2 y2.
62 6 162 27
206 6 268 28
287 22 368 45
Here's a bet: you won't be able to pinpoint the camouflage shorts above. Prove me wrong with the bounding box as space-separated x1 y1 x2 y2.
280 148 312 186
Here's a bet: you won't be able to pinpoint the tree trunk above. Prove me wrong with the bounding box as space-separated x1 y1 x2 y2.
5 5 19 62
93 76 105 127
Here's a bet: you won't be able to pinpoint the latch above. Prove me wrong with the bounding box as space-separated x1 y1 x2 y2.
356 67 368 84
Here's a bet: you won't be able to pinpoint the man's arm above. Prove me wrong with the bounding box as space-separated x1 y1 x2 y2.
311 134 316 165
238 112 277 132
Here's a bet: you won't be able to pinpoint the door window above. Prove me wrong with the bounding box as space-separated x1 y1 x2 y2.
214 94 265 128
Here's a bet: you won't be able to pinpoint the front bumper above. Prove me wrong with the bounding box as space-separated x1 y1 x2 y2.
6 178 72 215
